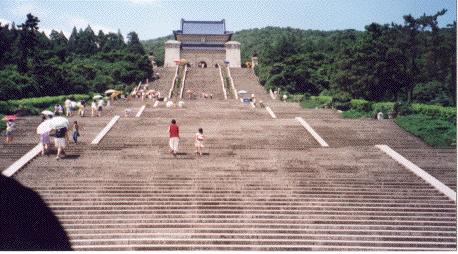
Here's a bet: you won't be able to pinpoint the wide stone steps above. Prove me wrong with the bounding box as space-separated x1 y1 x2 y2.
181 67 225 100
30 192 452 202
7 96 456 251
67 243 450 252
68 239 455 251
51 215 455 225
393 148 457 191
148 67 176 95
0 143 37 159
230 68 272 102
36 192 453 201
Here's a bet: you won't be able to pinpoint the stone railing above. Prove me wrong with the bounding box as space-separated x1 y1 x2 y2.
179 65 188 99
218 64 228 99
269 89 277 100
131 81 143 96
168 65 180 98
227 67 238 100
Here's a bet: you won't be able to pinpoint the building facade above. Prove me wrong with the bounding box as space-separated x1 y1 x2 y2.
164 19 241 68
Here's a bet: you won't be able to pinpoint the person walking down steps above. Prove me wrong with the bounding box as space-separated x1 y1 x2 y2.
72 121 79 144
168 119 179 156
54 126 68 160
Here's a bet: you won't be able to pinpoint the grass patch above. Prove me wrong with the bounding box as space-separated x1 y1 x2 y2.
394 114 456 147
300 96 332 108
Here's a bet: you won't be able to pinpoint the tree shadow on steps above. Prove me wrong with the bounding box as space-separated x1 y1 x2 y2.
61 155 80 160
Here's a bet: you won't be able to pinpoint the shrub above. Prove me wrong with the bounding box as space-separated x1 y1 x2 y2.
371 102 395 119
371 102 395 111
292 94 308 102
0 114 5 131
395 102 412 116
410 103 456 125
300 95 332 108
331 93 352 111
0 101 16 115
394 114 456 147
340 109 368 119
2 94 91 115
350 99 373 112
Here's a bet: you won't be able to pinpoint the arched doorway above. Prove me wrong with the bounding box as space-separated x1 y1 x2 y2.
197 61 207 68
213 60 225 68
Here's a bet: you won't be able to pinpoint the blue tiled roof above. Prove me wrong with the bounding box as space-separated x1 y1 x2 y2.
181 43 226 50
174 19 232 35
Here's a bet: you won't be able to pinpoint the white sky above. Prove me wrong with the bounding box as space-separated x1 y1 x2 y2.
0 0 456 40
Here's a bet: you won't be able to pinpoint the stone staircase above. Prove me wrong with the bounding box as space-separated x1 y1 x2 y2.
5 97 455 251
147 67 176 97
182 67 225 100
394 147 457 192
230 68 271 102
0 117 42 171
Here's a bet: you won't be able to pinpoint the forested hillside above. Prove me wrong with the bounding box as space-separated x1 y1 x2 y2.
142 35 173 67
143 10 456 106
0 13 153 101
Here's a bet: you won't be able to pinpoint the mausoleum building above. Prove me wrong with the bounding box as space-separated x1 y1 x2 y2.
164 19 241 68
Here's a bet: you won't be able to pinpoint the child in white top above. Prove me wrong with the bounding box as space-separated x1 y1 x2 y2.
195 128 204 155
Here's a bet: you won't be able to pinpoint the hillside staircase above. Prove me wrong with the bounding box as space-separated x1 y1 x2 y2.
2 86 456 250
182 67 225 100
148 67 176 96
230 68 271 102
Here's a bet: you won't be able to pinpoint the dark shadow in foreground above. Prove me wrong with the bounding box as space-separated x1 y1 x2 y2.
0 174 73 251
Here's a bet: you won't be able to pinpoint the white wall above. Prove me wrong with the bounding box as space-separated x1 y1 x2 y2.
225 41 241 68
164 40 181 67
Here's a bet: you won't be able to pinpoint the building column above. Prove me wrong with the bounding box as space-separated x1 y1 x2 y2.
164 40 181 67
225 41 241 68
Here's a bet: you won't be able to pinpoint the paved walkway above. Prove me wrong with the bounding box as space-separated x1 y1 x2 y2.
2 97 456 251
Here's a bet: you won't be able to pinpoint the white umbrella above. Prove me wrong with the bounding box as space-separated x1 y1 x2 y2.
41 110 54 116
37 120 52 134
47 116 70 130
93 95 102 99
238 90 249 94
105 89 117 94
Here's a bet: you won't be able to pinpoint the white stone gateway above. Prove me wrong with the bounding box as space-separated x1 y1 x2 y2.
164 19 241 68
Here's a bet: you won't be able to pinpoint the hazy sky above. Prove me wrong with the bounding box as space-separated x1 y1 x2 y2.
1 0 456 41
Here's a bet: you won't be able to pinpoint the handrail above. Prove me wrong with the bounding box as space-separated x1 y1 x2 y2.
218 65 228 99
168 65 179 98
270 89 277 100
179 65 188 99
131 81 143 96
227 67 238 99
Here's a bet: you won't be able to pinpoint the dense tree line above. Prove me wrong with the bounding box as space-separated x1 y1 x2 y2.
253 10 456 106
0 13 153 101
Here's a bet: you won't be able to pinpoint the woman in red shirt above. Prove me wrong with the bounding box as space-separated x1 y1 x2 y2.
168 119 179 156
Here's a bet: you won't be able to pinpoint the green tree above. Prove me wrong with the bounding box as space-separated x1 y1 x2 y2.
400 9 448 102
127 31 145 55
50 30 68 62
17 13 40 72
